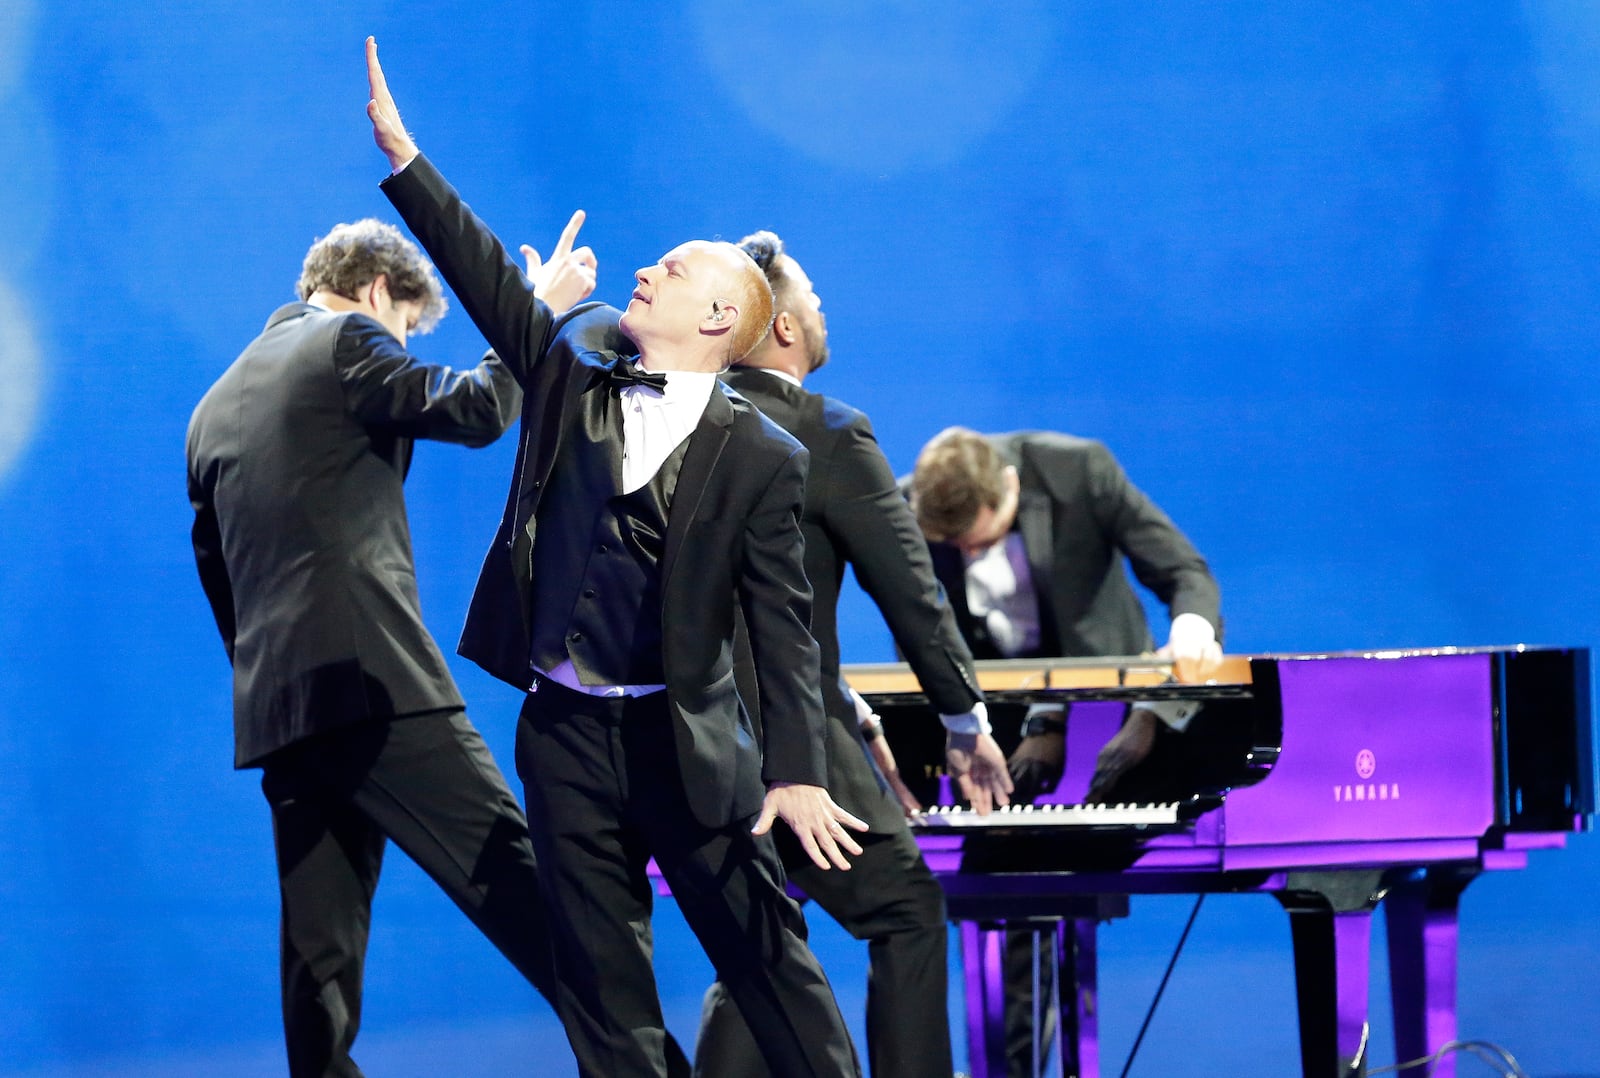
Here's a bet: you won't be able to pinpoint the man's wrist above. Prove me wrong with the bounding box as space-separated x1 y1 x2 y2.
389 147 420 175
1020 703 1066 738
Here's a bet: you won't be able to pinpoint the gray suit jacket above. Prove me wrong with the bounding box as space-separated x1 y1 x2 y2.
921 431 1222 660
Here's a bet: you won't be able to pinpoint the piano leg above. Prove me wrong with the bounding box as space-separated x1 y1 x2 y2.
1384 869 1472 1078
1277 869 1391 1078
1056 917 1101 1078
961 921 1010 1078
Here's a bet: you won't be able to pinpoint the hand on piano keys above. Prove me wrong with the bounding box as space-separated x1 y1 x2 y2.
945 731 1014 814
910 801 1184 831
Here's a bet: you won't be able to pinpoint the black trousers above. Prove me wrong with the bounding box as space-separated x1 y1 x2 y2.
693 822 952 1078
260 709 557 1078
514 680 861 1078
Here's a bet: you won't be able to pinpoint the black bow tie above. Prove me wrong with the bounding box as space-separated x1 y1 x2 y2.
605 359 668 396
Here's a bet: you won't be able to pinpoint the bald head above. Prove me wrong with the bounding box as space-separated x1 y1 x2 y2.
620 240 774 371
714 242 775 363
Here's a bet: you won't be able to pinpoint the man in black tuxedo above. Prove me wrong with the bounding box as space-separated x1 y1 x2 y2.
186 217 604 1077
365 40 868 1078
693 232 1013 1078
908 425 1223 1078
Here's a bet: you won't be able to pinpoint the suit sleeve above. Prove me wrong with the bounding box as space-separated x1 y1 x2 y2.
380 154 557 387
826 417 982 713
187 457 236 662
333 316 519 447
1084 441 1223 637
738 446 829 788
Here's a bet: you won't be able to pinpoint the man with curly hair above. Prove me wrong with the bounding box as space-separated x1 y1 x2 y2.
186 217 618 1077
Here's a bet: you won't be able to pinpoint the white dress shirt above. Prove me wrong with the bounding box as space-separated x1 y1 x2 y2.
965 532 1205 732
963 533 1042 659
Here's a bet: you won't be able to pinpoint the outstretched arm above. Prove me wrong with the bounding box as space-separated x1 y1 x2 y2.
367 37 595 385
739 448 867 868
1083 439 1222 669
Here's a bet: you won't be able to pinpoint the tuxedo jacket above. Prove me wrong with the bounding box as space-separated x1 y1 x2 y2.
382 155 829 828
920 431 1221 660
186 302 519 767
721 368 982 830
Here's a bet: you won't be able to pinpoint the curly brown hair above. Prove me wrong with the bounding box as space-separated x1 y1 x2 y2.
295 219 448 334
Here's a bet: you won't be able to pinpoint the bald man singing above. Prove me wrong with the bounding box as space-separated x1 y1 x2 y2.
364 38 865 1078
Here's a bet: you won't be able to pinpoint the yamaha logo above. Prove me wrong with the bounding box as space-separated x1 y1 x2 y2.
1334 748 1399 802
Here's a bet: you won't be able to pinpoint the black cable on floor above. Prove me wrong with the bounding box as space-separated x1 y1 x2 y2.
1117 894 1205 1078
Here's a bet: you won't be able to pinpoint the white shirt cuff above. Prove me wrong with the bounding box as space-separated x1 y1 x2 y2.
1166 612 1216 652
1133 698 1203 732
939 699 992 736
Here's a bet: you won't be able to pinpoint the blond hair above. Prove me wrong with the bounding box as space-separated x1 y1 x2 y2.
911 427 1008 541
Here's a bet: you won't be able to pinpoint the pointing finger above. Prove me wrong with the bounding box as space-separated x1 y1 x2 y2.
551 209 586 261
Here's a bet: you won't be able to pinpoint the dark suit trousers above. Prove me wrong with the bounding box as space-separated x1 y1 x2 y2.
514 680 860 1078
694 824 952 1078
260 709 556 1078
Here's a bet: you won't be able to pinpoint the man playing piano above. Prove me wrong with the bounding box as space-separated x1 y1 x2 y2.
908 426 1224 797
906 425 1224 1077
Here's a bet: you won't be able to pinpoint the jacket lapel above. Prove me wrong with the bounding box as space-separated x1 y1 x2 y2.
661 386 734 584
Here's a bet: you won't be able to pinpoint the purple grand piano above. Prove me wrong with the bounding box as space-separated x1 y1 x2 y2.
845 647 1595 1078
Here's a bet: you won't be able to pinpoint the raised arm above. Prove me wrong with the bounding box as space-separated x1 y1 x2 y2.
365 38 596 382
365 36 418 173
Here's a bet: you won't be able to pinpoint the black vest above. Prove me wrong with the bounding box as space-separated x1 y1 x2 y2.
528 388 689 685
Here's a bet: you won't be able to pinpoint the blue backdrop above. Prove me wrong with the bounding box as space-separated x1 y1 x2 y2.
2 2 1596 1074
